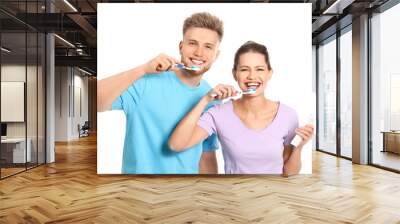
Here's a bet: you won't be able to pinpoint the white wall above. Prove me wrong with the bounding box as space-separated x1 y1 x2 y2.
55 66 68 141
54 67 89 141
73 70 89 139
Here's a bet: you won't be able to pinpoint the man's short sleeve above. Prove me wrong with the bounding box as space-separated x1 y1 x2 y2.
202 133 219 152
111 76 147 115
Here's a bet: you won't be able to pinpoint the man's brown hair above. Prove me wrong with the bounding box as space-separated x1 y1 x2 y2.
183 12 224 41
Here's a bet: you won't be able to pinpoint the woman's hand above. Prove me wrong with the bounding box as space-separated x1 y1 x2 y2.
205 84 238 102
295 124 314 148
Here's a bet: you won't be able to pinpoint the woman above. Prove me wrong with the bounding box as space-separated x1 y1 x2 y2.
168 41 313 176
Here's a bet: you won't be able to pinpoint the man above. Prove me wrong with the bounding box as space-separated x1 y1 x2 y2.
98 12 223 174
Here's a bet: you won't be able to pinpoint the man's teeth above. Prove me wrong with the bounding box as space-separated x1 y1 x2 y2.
191 59 204 65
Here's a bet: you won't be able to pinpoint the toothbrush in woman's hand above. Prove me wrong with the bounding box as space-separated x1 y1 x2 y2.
210 86 256 98
241 87 257 95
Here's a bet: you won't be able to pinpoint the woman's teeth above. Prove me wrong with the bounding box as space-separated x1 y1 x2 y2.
246 83 260 88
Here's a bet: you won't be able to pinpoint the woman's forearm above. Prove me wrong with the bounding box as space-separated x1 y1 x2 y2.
283 124 314 176
97 65 146 112
199 151 218 174
282 146 302 177
168 96 211 151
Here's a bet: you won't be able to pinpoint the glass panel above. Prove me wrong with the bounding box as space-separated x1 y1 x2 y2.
340 29 352 158
38 32 45 165
27 31 38 169
1 31 27 177
0 1 46 178
318 37 337 154
312 45 317 151
371 3 400 171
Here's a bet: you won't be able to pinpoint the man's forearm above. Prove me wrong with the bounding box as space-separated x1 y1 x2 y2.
97 65 146 112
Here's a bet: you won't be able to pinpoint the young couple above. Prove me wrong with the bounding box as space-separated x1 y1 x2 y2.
98 12 313 176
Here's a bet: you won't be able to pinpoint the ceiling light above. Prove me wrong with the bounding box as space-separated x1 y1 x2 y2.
63 0 78 12
54 34 75 48
322 0 355 15
1 47 11 53
78 67 92 76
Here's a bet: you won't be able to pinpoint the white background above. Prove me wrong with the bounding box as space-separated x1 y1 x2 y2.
97 3 313 174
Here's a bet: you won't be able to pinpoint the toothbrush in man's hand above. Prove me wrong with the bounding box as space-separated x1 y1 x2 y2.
174 63 201 71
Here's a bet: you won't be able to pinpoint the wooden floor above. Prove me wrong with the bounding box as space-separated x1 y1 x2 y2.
1 135 400 223
0 167 26 178
373 151 400 171
1 162 44 178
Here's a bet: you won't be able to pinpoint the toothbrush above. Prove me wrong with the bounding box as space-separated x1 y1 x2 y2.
242 87 256 95
174 63 201 71
210 87 256 98
291 135 303 148
291 116 314 148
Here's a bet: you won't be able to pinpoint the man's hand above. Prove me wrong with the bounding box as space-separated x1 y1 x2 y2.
143 54 180 74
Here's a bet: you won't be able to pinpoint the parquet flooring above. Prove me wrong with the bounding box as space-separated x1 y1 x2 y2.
1 167 25 178
1 134 400 223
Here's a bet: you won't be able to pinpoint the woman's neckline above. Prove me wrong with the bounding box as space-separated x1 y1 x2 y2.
230 99 281 133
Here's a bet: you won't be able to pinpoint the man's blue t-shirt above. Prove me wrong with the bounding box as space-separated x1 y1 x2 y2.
111 71 219 174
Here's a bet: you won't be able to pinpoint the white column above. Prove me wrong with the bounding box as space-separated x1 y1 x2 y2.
46 33 55 163
45 1 55 163
352 14 369 164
